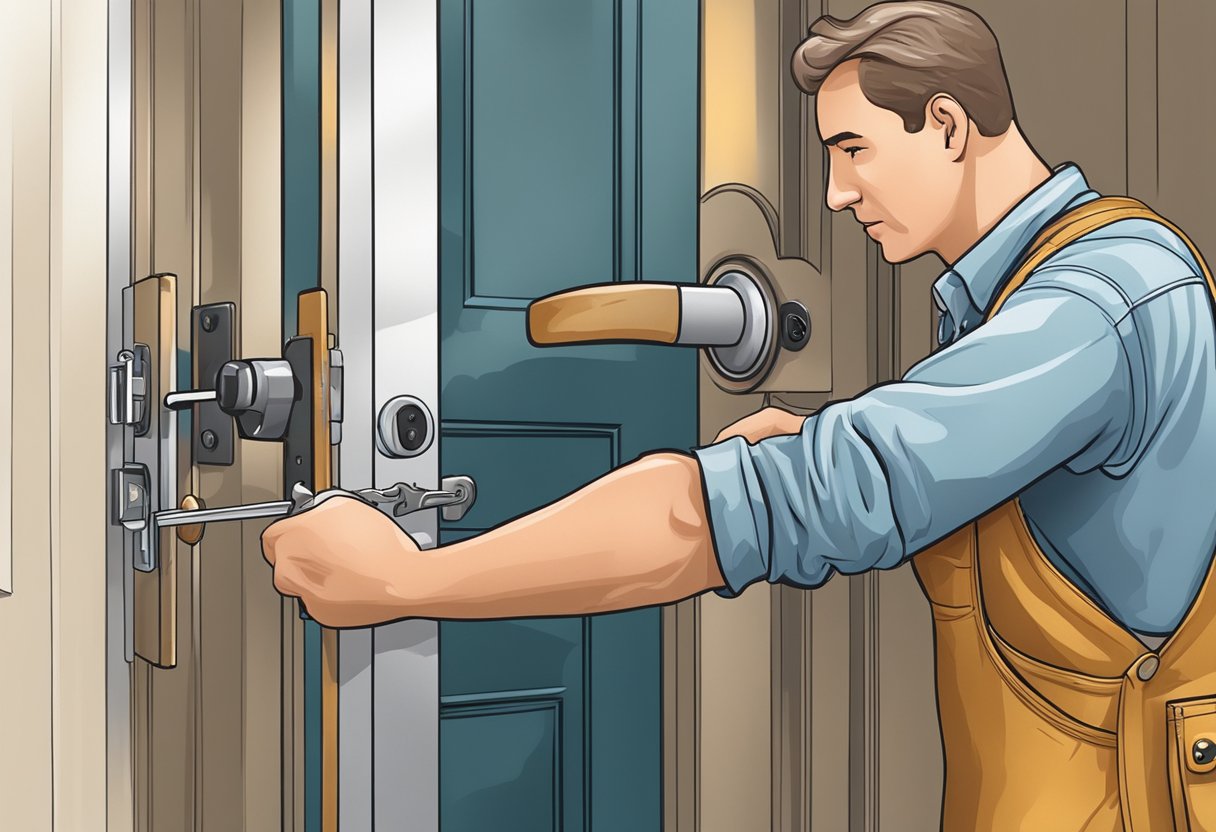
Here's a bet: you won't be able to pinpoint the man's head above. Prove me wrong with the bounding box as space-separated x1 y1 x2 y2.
793 2 1023 263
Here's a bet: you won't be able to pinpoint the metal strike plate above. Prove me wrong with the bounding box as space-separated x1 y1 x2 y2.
193 302 235 465
128 273 179 668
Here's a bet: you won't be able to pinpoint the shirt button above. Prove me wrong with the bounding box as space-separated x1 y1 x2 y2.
1136 655 1160 682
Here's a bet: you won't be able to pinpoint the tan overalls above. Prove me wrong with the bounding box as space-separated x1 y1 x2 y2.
911 197 1216 830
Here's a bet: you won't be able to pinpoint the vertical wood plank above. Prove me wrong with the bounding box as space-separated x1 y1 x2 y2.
197 0 245 827
242 0 287 828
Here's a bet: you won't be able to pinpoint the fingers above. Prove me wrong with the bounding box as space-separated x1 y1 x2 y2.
261 517 287 566
272 564 303 598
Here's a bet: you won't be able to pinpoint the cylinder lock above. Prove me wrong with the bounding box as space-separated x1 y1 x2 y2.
164 358 299 441
377 395 436 458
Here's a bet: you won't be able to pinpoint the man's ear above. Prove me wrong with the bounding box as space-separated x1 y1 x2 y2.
927 94 969 161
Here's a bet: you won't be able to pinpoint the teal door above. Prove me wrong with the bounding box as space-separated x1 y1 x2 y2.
438 1 698 829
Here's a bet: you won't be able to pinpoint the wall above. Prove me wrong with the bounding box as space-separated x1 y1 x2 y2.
0 0 112 828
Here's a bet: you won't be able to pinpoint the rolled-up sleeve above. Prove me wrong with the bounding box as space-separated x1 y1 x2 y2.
693 284 1136 598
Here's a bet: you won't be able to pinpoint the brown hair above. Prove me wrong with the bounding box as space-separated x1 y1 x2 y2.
792 1 1014 137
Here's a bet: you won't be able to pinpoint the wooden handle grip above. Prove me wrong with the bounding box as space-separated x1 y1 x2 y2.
527 284 680 345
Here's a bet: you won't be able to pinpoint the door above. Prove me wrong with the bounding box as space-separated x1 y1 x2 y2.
436 1 698 829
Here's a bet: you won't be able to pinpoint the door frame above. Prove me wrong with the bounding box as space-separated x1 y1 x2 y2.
336 1 441 828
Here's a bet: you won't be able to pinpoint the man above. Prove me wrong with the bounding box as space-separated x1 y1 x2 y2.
263 2 1216 828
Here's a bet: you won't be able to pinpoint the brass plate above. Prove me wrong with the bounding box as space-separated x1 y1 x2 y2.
132 273 178 668
296 288 339 832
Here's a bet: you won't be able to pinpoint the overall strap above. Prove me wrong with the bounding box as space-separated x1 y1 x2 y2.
987 196 1216 320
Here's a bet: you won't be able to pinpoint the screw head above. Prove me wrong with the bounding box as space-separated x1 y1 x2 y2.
785 315 807 343
777 301 811 352
201 314 216 332
200 429 218 450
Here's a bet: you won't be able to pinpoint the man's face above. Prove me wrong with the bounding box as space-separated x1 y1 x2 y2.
816 61 965 263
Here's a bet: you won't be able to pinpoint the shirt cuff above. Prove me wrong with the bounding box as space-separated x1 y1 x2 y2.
692 437 770 598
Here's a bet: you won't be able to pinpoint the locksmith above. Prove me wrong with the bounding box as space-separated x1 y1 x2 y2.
262 3 1216 828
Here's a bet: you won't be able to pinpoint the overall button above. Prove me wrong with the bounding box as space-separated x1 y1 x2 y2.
1195 738 1215 766
1136 655 1159 682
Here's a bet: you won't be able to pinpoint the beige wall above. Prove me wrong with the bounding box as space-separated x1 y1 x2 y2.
1 0 112 828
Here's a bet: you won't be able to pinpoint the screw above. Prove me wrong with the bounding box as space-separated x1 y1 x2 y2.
778 301 811 351
201 314 216 332
200 430 218 450
785 315 807 343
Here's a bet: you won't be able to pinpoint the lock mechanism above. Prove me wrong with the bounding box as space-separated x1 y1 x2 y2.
109 283 470 666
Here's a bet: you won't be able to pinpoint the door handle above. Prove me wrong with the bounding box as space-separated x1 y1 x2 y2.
528 282 744 347
527 268 793 385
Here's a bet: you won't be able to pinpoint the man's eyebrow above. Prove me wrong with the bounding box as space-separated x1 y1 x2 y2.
823 131 863 147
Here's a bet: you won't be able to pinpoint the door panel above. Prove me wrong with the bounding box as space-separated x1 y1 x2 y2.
438 0 698 828
466 1 617 305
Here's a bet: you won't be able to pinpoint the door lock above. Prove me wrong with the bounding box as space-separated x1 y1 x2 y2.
109 285 461 662
166 358 298 441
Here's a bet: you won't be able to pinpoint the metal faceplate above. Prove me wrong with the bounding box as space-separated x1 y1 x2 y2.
193 302 235 465
123 273 179 668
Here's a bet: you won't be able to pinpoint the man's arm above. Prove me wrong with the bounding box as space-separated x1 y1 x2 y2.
262 279 1134 627
261 451 729 627
697 283 1134 597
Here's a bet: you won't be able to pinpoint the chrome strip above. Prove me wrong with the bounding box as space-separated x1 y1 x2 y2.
106 0 135 824
372 0 440 827
337 0 375 827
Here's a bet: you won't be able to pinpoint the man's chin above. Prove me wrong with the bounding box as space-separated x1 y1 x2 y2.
875 237 928 265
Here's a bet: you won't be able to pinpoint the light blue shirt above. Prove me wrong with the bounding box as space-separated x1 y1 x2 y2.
693 164 1216 637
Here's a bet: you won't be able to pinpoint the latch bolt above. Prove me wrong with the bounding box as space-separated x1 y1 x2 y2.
108 345 151 435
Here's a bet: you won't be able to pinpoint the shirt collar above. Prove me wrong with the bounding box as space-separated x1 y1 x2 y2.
931 163 1099 344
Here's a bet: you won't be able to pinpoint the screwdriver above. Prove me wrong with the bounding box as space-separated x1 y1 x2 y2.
156 498 294 528
152 481 465 533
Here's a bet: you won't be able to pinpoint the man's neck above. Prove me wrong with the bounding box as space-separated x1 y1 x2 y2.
936 124 1052 264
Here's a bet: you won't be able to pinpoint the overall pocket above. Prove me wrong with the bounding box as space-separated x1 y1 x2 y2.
1167 696 1216 830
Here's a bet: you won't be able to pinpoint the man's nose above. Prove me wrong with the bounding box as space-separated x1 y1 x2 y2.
825 166 861 212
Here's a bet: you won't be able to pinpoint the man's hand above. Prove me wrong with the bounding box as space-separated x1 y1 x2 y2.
261 496 424 628
259 453 724 622
714 406 807 443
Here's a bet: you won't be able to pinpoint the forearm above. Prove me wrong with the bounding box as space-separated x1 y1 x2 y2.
412 452 726 618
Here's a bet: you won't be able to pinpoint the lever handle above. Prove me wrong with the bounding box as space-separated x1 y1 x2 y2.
526 283 747 348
